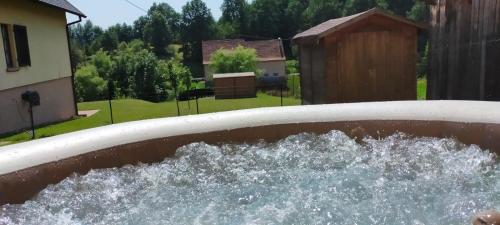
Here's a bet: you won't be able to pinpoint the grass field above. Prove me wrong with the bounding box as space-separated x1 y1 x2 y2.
1 79 427 146
0 93 300 145
417 78 427 100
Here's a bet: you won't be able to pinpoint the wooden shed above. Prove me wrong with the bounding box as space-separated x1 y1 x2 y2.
293 8 426 104
213 72 256 99
426 0 500 100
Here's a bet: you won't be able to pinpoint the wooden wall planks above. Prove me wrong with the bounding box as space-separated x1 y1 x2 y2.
428 0 500 100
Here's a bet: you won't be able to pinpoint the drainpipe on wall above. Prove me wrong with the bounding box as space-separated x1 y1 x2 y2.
66 16 82 117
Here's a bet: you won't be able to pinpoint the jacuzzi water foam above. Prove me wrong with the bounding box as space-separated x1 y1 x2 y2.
0 131 498 225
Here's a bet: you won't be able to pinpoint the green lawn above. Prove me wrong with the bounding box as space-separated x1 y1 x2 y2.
0 79 427 146
0 93 300 145
417 78 427 100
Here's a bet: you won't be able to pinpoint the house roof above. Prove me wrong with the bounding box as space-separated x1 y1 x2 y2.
202 39 285 65
35 0 86 17
213 72 256 79
293 8 426 44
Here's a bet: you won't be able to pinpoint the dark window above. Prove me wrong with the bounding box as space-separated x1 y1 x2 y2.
13 25 30 67
1 24 13 68
273 73 279 76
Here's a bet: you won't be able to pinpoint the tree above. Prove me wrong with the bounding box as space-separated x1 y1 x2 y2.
343 0 388 15
417 42 429 78
74 65 107 102
148 3 181 38
107 23 134 43
285 0 309 33
109 40 168 101
94 30 119 53
407 1 429 22
220 0 249 35
70 21 103 55
303 0 344 27
209 46 258 78
247 0 286 38
387 0 416 16
181 0 216 62
112 42 139 96
89 50 114 80
143 11 172 58
69 42 85 71
133 16 149 40
133 50 161 101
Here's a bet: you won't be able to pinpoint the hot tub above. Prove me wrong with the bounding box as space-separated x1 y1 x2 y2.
0 101 499 224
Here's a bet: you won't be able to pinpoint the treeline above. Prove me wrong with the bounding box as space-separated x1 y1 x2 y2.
70 0 429 102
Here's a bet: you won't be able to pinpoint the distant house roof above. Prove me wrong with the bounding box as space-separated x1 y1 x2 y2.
213 72 256 79
35 0 86 17
293 8 426 44
202 39 285 65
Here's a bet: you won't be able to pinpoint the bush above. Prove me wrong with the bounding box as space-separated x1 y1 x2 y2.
209 45 258 78
287 74 301 99
90 50 114 80
286 60 299 75
75 65 107 102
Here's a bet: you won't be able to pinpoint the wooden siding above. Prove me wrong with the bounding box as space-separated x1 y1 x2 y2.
299 15 419 104
330 31 417 103
428 0 500 100
299 45 325 104
214 76 256 99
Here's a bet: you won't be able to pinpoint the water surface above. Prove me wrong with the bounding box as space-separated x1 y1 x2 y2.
1 131 498 225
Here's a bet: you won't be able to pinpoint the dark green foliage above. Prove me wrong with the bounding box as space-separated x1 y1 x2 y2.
75 65 107 102
417 42 429 78
247 0 287 38
96 30 119 53
343 0 388 15
286 60 299 75
181 0 216 63
209 46 258 77
220 0 248 36
143 11 172 58
107 23 134 43
407 1 429 22
303 0 344 27
132 16 148 40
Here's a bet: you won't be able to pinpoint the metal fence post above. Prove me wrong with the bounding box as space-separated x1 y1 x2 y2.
175 96 180 116
196 89 200 115
108 81 114 124
280 84 284 106
28 103 35 139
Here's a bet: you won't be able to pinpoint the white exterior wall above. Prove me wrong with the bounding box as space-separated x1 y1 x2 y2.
0 0 76 135
0 0 72 91
258 60 286 77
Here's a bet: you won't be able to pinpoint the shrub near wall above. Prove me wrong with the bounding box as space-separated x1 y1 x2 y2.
209 45 258 76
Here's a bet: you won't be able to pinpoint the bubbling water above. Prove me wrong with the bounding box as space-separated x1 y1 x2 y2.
1 131 499 225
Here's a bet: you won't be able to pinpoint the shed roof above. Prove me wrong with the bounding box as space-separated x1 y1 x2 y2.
213 72 256 79
35 0 86 17
293 8 425 44
202 39 285 65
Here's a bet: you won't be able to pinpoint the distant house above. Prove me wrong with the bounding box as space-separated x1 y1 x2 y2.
202 39 286 81
0 0 85 135
293 8 425 104
425 0 500 100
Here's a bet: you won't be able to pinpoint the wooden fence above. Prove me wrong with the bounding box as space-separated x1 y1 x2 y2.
428 0 500 100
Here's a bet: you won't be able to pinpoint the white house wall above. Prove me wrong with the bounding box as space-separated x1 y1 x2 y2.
0 0 72 91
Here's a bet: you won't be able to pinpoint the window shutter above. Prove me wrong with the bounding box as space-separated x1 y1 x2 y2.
1 24 13 68
13 25 31 67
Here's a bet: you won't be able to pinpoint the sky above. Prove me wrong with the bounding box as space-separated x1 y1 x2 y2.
68 0 223 28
